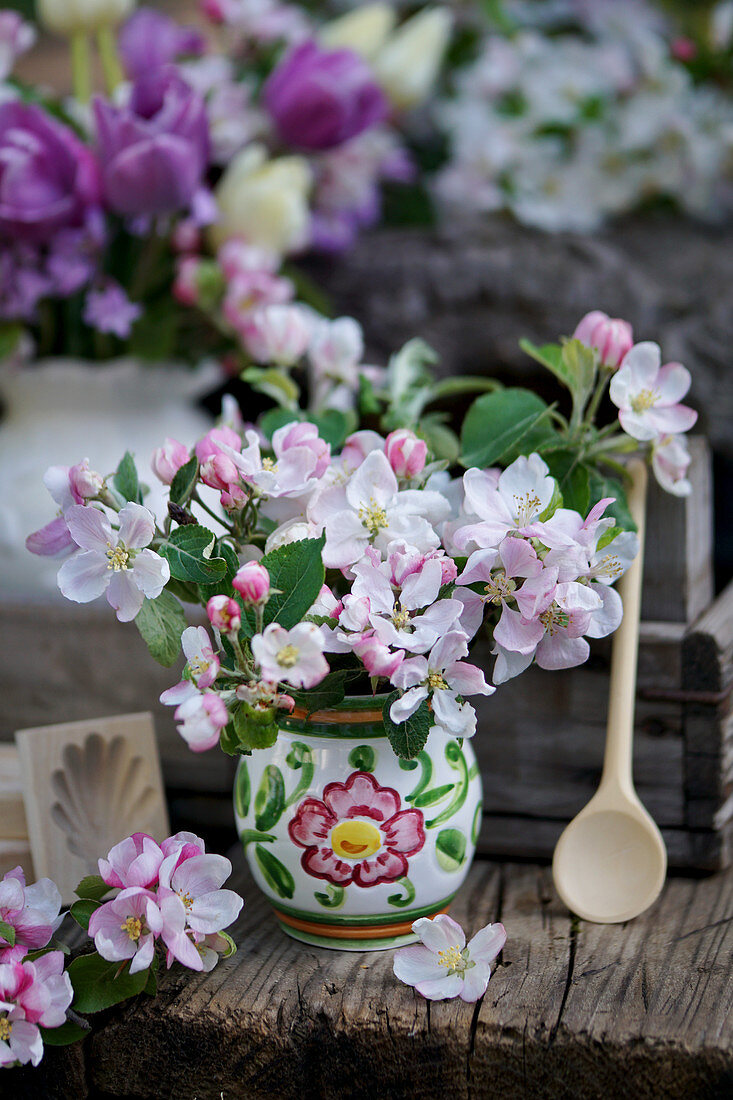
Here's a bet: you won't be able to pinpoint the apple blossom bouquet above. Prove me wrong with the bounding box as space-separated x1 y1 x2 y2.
26 310 697 761
434 0 733 232
0 831 243 1069
0 1 450 363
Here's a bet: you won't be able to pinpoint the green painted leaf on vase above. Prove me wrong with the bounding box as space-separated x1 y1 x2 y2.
436 828 467 872
348 745 376 772
254 765 286 832
254 845 295 899
234 759 251 817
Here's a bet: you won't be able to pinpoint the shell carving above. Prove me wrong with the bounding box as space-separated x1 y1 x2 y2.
50 733 160 869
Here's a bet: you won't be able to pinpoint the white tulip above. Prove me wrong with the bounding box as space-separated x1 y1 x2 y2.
319 3 396 62
38 0 136 36
373 7 452 110
211 144 312 257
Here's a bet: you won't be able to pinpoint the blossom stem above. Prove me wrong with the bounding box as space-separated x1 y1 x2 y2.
96 27 125 96
584 369 612 429
191 492 235 534
70 32 92 105
231 634 252 675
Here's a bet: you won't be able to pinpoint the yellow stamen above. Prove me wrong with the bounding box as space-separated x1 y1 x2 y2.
106 542 130 571
358 500 388 537
438 945 464 970
630 388 657 413
392 607 410 630
483 570 516 605
262 457 276 471
0 1017 11 1042
179 891 194 909
512 491 541 526
428 671 448 691
121 916 142 941
540 604 570 636
277 644 299 668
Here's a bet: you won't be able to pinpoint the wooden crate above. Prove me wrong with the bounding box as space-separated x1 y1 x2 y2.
1 443 724 868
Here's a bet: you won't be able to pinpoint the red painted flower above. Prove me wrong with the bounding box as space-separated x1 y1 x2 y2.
289 771 425 888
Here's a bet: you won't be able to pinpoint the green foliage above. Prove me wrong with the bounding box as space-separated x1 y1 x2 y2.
241 366 299 409
67 954 152 1014
460 388 557 468
588 471 636 532
312 408 357 449
231 704 279 751
169 456 199 507
243 536 326 634
113 451 140 504
39 1021 90 1047
74 874 110 901
70 899 100 932
290 668 350 715
135 590 187 667
259 407 300 440
0 322 24 360
0 919 15 946
546 451 591 517
159 525 228 584
383 692 432 760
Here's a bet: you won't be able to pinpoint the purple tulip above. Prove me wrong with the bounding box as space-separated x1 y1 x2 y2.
0 102 100 243
118 7 206 82
94 71 210 217
263 40 388 151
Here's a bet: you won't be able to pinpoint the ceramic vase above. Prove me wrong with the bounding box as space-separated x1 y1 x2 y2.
234 696 483 951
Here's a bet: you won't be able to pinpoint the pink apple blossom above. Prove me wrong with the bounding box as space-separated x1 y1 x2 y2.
272 421 331 478
233 561 270 605
98 833 165 890
341 430 384 471
57 503 169 622
222 269 293 334
351 633 405 679
609 342 697 442
25 461 103 558
573 310 633 370
235 680 295 713
88 887 164 974
158 852 243 936
651 433 692 497
207 594 242 633
164 690 230 753
453 454 557 553
0 950 72 1067
151 438 190 484
394 914 506 1002
390 631 493 737
0 868 63 951
195 425 243 465
455 537 545 639
241 303 312 366
252 622 329 688
173 255 203 305
385 429 428 479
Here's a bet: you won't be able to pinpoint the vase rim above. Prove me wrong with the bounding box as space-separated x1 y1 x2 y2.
287 693 389 729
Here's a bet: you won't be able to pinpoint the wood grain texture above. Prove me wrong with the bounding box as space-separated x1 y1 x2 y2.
15 713 169 903
14 850 719 1100
0 743 28 840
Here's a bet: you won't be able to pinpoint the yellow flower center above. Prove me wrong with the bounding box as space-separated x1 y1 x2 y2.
438 946 464 971
540 603 570 636
121 916 142 941
0 1017 11 1042
262 457 276 471
483 570 516 605
630 388 657 413
358 500 388 537
106 542 130 571
428 671 448 690
594 553 623 581
178 891 194 909
189 656 211 678
512 491 541 526
277 644 300 668
392 606 411 630
331 820 382 860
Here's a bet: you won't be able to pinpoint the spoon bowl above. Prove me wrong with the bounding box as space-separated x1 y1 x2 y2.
552 788 667 924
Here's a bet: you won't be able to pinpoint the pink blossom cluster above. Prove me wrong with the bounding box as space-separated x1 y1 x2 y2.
89 832 243 974
0 867 70 1068
573 310 698 496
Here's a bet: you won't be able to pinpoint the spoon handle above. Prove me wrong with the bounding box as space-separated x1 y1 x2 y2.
601 460 648 794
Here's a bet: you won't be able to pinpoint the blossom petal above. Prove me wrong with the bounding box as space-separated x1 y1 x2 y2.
656 362 692 405
467 922 507 964
445 660 492 697
25 516 75 557
413 913 466 953
535 633 589 670
173 854 231 898
389 685 428 724
459 959 491 1002
64 504 113 551
393 943 446 985
187 888 243 933
131 549 170 597
415 973 465 1000
107 570 145 622
57 550 110 603
117 502 156 548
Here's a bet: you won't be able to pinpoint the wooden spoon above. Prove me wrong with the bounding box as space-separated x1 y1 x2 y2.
552 460 667 923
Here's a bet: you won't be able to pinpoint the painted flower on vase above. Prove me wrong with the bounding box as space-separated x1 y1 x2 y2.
289 771 425 887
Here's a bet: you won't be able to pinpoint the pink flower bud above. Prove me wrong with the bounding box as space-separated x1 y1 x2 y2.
151 438 190 485
232 561 270 605
671 36 697 62
352 634 404 680
385 429 428 479
207 595 242 634
200 453 240 492
341 430 384 471
573 310 633 370
195 425 242 465
68 459 104 501
439 557 458 584
173 256 203 306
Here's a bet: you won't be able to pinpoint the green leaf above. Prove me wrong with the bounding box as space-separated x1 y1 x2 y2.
250 535 326 631
39 1021 89 1047
460 388 556 468
0 919 15 946
436 828 467 872
169 456 198 507
561 339 597 408
165 577 201 603
597 524 623 552
135 590 187 667
259 407 301 440
232 705 278 750
588 471 636 532
520 339 571 385
546 451 590 517
70 899 100 931
75 874 110 901
358 374 382 415
290 669 348 716
113 451 140 504
413 783 455 808
242 366 299 409
383 692 431 760
159 524 228 584
312 408 357 449
418 415 460 463
67 953 150 1013
254 845 295 899
0 322 24 360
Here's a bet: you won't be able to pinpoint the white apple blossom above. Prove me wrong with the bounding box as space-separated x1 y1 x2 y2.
394 914 506 1002
57 503 169 622
390 631 494 738
651 433 692 497
609 342 698 442
252 622 329 688
453 454 556 553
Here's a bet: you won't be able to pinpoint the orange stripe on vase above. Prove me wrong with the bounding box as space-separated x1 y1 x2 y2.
289 706 384 724
273 906 451 940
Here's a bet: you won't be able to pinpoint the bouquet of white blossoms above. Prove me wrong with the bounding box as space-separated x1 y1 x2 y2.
27 311 697 760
